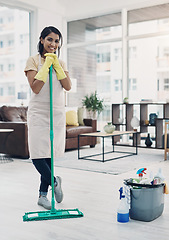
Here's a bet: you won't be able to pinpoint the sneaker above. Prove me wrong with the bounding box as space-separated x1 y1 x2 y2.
37 196 51 210
54 176 63 203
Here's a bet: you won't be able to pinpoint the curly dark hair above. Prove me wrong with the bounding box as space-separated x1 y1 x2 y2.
37 26 63 57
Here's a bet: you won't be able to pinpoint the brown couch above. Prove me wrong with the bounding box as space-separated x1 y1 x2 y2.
0 106 97 159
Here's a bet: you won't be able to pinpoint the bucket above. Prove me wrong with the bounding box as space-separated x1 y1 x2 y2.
124 179 165 222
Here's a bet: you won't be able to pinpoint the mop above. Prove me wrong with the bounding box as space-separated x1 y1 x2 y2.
23 65 83 221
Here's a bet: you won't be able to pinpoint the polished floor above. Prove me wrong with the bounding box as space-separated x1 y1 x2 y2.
0 147 169 240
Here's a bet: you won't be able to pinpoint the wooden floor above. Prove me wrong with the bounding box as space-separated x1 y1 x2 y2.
0 151 169 240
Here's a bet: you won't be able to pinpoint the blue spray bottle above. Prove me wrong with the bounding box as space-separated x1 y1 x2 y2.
117 187 129 223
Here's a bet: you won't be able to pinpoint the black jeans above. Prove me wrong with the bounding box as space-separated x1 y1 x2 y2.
32 158 56 196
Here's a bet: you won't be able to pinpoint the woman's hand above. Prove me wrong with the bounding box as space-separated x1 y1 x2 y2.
35 55 54 83
45 53 66 80
45 53 72 91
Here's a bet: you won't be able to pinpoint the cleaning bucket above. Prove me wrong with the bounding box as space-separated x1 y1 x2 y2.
124 179 165 222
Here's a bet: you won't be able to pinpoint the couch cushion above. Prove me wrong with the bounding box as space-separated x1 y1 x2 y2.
66 125 93 138
77 107 85 126
66 110 79 126
0 106 28 122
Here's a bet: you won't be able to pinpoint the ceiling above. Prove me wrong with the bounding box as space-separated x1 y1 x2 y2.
68 3 169 28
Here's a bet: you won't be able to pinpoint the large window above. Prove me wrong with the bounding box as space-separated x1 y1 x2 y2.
67 3 169 131
128 4 169 103
67 12 122 130
0 6 30 106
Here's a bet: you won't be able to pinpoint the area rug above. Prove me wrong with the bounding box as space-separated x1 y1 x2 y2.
54 144 164 175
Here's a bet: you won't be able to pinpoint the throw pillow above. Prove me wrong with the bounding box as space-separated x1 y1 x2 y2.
77 107 85 126
66 110 79 126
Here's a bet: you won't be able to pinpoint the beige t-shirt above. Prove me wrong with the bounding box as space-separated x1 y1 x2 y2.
24 54 67 74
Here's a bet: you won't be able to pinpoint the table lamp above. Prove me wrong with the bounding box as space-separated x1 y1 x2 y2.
18 92 27 106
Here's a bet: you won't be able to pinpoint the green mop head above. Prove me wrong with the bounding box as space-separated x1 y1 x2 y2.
23 208 83 222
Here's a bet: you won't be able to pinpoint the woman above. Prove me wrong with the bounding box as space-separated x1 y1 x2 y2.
24 26 71 210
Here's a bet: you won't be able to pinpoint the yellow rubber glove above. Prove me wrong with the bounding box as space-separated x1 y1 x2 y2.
35 55 54 83
45 53 66 80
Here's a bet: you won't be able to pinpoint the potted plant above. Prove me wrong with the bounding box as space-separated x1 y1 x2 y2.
82 91 104 119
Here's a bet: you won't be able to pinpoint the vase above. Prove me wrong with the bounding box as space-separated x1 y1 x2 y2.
86 110 96 119
149 113 157 126
145 133 153 147
104 122 116 134
131 116 139 130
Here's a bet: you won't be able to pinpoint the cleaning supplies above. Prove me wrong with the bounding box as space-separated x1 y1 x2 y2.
117 187 129 223
153 168 165 184
139 171 154 185
136 168 147 182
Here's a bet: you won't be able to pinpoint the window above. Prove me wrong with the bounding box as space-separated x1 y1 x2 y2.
114 48 121 61
68 12 122 130
67 4 169 130
163 47 169 57
128 4 169 103
8 40 14 47
114 79 122 91
164 79 169 90
0 64 3 71
157 79 159 91
102 52 110 62
129 47 137 59
8 86 15 96
97 76 111 93
8 16 14 22
97 52 110 62
129 78 137 91
0 41 3 48
8 64 15 71
128 4 169 36
0 6 30 106
0 88 3 96
20 34 24 44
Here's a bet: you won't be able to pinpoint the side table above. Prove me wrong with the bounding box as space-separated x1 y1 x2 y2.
0 129 14 163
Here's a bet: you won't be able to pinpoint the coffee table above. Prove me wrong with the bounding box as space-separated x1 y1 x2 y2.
78 130 138 162
0 129 14 162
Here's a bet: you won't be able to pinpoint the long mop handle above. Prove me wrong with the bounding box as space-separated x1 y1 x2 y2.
49 65 55 213
22 65 83 221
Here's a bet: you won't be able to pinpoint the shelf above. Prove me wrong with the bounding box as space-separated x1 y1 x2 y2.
112 103 169 149
141 124 156 127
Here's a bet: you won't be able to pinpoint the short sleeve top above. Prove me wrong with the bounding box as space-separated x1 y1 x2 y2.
24 54 68 74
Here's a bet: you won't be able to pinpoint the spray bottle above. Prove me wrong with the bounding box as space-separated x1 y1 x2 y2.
117 187 129 223
153 168 165 184
136 168 147 182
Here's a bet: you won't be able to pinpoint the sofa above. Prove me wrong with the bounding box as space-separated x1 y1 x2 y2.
0 106 97 159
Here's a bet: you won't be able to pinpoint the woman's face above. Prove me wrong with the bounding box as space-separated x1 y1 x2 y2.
41 32 60 56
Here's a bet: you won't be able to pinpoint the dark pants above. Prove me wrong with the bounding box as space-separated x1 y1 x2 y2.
32 158 56 196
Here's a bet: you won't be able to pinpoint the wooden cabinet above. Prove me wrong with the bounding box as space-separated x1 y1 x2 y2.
112 103 169 149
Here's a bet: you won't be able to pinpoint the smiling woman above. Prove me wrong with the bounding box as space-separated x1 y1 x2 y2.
24 26 72 210
38 27 63 57
41 34 60 56
41 33 59 55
